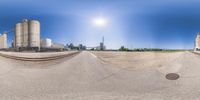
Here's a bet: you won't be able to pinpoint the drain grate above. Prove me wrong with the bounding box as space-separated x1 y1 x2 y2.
165 73 180 80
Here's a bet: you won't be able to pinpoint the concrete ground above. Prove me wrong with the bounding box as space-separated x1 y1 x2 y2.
0 51 200 100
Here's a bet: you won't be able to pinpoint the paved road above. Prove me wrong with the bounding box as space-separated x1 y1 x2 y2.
0 51 200 100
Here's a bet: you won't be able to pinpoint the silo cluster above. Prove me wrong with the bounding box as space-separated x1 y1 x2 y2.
14 19 40 51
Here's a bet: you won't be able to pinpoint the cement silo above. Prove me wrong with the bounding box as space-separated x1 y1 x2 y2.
14 19 41 51
22 19 29 47
15 23 22 47
195 33 200 51
0 33 7 49
28 20 40 49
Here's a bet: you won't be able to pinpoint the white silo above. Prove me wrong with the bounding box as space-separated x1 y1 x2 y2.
14 19 41 51
0 33 7 49
195 33 200 51
15 23 22 47
22 19 29 47
28 20 40 49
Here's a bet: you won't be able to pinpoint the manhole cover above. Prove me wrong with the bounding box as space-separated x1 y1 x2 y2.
165 73 180 80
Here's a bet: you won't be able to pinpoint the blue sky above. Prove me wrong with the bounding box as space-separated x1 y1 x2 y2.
0 0 200 49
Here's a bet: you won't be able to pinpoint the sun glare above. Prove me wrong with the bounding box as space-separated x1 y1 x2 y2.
93 17 107 27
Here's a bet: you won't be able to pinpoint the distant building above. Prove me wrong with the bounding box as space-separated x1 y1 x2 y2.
65 43 86 50
195 33 200 51
100 42 106 50
78 44 86 50
0 33 7 49
64 44 69 50
68 43 74 49
51 42 65 49
12 38 15 48
97 36 106 50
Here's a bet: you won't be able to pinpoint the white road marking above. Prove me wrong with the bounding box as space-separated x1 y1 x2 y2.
89 52 97 58
88 52 108 64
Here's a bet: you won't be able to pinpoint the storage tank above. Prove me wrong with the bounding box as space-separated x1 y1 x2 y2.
15 23 22 47
45 38 52 47
28 20 40 48
22 19 29 47
41 38 52 48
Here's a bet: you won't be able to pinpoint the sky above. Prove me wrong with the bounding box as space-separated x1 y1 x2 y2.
0 0 200 49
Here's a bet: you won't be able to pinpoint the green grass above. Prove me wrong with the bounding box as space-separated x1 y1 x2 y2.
118 47 189 52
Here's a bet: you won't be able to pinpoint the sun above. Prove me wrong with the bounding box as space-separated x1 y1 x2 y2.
93 17 107 27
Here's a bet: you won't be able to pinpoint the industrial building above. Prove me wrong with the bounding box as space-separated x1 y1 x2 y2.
14 19 40 51
0 19 68 52
52 43 65 49
40 39 65 51
65 43 86 50
195 33 200 51
0 33 7 49
78 44 86 50
97 36 106 50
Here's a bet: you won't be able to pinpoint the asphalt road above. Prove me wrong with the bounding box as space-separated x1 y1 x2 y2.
0 51 200 100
